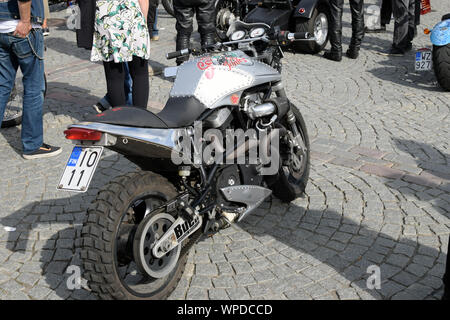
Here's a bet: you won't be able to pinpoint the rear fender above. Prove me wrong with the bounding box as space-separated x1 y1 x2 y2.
293 0 328 19
67 122 188 159
431 19 450 46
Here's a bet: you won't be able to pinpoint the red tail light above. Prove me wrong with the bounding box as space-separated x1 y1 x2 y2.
64 128 102 141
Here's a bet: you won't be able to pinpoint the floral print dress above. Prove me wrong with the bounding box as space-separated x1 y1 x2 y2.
91 0 150 63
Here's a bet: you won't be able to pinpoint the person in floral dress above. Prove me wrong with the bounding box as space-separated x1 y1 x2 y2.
91 0 150 109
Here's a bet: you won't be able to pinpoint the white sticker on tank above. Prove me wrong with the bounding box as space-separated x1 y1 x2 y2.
194 67 253 106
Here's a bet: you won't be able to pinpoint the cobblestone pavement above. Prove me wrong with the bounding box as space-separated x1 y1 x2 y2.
0 1 449 300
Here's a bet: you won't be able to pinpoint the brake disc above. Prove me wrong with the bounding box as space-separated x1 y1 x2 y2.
132 212 180 279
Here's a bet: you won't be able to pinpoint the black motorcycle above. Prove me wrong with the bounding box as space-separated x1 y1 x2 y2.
163 0 330 54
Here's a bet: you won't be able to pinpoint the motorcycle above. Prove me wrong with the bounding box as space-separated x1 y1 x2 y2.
430 14 450 91
163 0 330 54
221 0 330 54
60 21 310 299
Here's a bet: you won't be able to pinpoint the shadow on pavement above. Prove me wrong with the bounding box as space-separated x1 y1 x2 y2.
0 81 100 157
0 152 446 299
367 51 442 91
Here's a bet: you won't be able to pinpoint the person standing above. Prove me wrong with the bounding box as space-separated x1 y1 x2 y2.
388 0 415 55
324 0 365 62
366 0 392 33
90 0 150 109
147 0 159 41
42 0 49 35
173 0 215 65
0 0 61 159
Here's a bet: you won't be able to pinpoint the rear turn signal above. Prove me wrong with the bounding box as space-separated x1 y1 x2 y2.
64 128 102 141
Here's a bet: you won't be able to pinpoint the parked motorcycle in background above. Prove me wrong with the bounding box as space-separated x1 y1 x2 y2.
430 14 450 91
162 0 330 54
59 21 311 299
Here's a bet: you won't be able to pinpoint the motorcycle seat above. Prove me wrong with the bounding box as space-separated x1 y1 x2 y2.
90 106 169 128
88 96 207 129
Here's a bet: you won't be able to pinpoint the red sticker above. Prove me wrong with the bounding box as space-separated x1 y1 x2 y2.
231 94 240 105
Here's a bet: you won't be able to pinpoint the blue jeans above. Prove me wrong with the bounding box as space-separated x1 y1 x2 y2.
153 8 159 37
100 62 133 107
0 29 45 154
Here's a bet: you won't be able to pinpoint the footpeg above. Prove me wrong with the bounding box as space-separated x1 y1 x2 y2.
221 211 239 223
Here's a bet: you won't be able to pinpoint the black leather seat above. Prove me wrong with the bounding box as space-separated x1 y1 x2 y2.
88 96 207 128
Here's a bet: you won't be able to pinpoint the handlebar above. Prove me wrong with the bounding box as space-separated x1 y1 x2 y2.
166 48 191 60
277 31 311 42
165 30 313 60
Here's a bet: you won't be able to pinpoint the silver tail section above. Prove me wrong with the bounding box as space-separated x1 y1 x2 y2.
68 122 187 158
220 185 272 222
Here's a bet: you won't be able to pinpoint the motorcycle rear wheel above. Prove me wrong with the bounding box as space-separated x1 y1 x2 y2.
79 171 187 299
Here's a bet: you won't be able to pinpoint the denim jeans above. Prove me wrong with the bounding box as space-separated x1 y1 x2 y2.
153 8 159 37
100 62 133 108
0 29 45 154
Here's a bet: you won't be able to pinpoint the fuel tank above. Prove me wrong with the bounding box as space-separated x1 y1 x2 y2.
169 50 281 109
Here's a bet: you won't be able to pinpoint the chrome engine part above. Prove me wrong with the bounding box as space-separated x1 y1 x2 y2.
246 102 276 120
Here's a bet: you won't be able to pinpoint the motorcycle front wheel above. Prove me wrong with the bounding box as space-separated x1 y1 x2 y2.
79 171 187 299
433 44 450 91
268 102 310 202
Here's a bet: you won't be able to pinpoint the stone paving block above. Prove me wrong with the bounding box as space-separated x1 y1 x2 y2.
231 261 253 275
226 287 251 300
195 263 218 277
208 288 230 300
212 276 236 289
336 287 360 300
190 275 212 288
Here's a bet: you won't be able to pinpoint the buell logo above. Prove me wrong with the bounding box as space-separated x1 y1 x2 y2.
174 216 200 242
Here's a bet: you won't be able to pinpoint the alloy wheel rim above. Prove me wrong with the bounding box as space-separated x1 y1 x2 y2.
314 13 329 46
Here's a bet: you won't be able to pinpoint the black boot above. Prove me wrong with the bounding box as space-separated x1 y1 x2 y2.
324 50 342 61
176 33 190 65
346 46 360 59
326 0 344 62
347 0 364 60
200 32 216 49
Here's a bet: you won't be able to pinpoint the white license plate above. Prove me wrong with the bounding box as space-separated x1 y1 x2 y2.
415 50 432 71
57 146 103 192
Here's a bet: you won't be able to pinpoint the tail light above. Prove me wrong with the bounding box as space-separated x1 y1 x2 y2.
64 128 102 141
